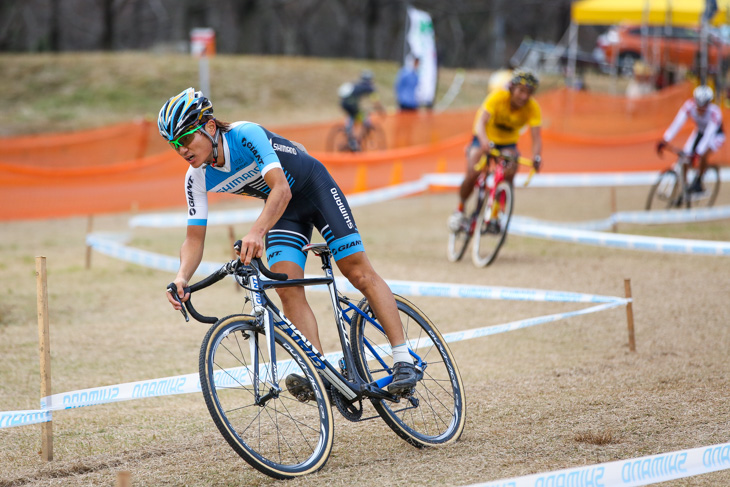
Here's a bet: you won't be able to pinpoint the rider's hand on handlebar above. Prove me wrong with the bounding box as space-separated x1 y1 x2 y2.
656 139 668 156
236 233 264 265
166 278 189 310
533 155 542 172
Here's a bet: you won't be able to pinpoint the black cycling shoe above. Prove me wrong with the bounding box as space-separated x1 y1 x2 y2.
687 178 705 194
485 219 501 234
285 373 332 403
387 362 421 395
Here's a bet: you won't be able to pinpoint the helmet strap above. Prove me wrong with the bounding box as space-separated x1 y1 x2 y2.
200 126 221 165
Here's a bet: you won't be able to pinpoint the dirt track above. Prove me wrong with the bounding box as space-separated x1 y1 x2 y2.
1 183 730 486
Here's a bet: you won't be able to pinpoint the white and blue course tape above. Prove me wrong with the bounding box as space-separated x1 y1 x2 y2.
509 219 730 256
1 409 52 428
469 441 730 487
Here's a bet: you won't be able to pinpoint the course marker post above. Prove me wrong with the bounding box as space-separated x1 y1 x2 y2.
85 215 94 269
354 165 368 193
624 278 636 352
35 256 53 461
390 160 404 185
610 187 617 232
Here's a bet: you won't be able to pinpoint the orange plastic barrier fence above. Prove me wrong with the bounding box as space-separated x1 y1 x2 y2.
2 83 727 221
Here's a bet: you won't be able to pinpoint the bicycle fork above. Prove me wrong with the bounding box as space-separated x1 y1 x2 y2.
242 274 280 406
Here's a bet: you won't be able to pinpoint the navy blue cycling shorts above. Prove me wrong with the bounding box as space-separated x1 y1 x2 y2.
265 160 363 270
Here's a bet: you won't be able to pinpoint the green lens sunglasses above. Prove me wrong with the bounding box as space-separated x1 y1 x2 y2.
169 125 203 149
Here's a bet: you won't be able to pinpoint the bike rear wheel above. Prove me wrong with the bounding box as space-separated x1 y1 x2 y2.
350 295 466 448
199 315 334 479
360 123 386 151
646 170 680 210
326 124 353 152
689 165 720 208
472 181 513 267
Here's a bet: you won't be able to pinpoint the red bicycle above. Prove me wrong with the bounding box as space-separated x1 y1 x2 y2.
447 148 535 267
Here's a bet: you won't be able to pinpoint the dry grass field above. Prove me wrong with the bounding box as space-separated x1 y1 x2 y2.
1 182 729 486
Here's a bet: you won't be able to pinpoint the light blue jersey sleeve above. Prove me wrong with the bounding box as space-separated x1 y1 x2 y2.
235 123 282 175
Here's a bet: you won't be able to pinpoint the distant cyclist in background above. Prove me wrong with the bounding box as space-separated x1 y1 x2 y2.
448 69 543 232
338 70 385 151
657 85 724 193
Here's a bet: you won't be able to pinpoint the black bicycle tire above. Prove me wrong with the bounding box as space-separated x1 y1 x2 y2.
199 315 334 479
472 181 513 267
646 169 679 210
349 295 466 448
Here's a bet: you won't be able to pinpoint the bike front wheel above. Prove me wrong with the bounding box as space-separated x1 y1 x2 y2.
447 191 485 262
350 295 466 448
472 181 513 267
646 169 680 210
446 218 472 262
199 315 334 479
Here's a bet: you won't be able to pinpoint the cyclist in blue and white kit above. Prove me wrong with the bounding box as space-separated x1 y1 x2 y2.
159 88 418 396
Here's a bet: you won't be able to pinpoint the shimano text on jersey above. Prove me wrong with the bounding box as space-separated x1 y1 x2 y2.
272 141 297 155
330 188 353 229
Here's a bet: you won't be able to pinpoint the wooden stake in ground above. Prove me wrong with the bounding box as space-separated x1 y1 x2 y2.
36 256 53 461
624 278 636 352
610 187 617 233
85 214 94 269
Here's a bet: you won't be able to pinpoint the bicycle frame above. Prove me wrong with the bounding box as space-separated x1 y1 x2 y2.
179 246 422 406
472 151 513 228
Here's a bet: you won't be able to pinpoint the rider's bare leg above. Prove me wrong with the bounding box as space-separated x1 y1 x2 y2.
271 260 324 353
335 251 405 347
698 152 709 180
459 146 483 207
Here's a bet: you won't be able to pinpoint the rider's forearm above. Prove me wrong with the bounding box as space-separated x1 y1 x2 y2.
177 239 204 284
531 128 543 159
251 183 291 238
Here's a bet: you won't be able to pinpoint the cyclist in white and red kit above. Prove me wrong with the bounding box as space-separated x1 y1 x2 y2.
657 85 724 193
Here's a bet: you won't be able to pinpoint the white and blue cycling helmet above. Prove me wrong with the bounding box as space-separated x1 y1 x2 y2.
157 87 213 142
693 85 714 108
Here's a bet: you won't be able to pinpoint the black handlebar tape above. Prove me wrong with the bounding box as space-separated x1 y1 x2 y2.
252 257 288 281
188 267 229 293
233 239 288 281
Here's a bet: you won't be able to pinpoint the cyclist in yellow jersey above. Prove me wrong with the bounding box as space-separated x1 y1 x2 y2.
448 70 543 231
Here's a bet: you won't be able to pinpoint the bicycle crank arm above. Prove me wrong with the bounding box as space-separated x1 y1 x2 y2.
362 383 401 402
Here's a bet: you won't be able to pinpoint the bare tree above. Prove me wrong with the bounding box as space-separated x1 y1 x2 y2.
0 0 577 68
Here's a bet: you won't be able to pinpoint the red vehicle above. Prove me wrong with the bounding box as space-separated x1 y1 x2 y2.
596 24 730 73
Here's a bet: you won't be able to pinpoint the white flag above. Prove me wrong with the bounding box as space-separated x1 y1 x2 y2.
406 6 437 107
